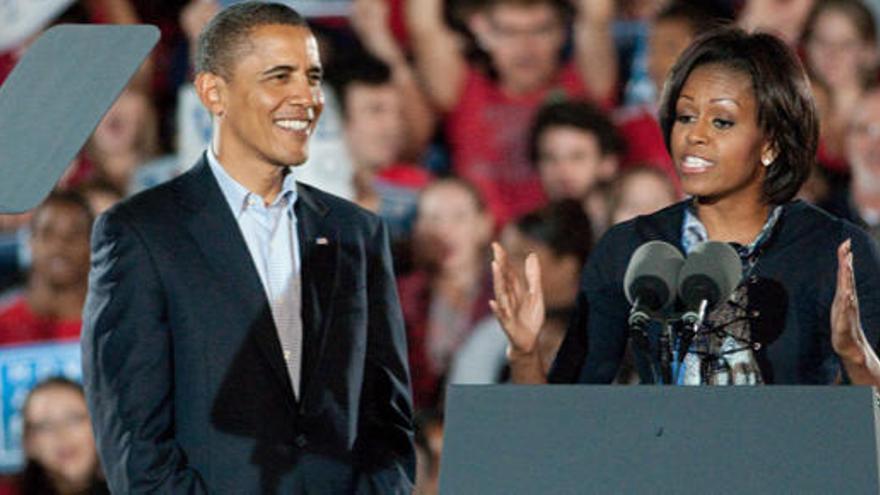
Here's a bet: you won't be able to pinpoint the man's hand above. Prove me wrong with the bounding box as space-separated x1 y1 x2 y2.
181 0 220 48
572 0 614 25
738 0 814 45
351 0 406 66
570 0 617 104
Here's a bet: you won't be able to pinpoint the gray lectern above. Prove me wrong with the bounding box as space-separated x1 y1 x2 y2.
440 385 880 494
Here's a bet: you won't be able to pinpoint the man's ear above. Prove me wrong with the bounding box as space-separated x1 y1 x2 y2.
194 72 227 118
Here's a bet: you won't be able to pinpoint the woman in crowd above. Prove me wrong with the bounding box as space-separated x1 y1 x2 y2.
801 0 878 174
15 378 107 495
449 200 593 385
83 87 160 194
607 165 679 226
492 27 880 386
398 178 494 408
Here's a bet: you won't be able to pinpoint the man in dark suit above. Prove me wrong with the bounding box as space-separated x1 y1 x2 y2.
81 3 415 493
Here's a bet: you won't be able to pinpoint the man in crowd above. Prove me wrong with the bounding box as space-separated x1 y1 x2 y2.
331 52 431 241
406 0 616 225
0 191 92 344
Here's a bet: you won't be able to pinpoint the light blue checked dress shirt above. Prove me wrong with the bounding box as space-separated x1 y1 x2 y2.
206 149 304 398
676 203 783 385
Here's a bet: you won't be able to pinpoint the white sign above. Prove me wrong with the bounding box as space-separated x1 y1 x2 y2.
177 84 214 173
0 0 76 51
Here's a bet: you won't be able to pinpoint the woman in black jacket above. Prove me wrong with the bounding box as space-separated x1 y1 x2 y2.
491 26 880 386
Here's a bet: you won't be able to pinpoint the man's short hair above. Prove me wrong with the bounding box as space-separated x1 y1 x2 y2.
195 1 308 80
528 100 624 166
31 190 95 231
327 51 393 118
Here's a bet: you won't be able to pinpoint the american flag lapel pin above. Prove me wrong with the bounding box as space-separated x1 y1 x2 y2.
316 237 329 245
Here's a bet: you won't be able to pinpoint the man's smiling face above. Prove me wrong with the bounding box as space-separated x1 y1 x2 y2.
210 24 325 169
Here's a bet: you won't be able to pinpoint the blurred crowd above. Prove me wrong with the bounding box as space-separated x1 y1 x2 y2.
1 0 880 493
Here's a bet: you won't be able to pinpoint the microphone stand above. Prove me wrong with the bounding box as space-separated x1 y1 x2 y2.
679 299 708 352
658 323 672 385
628 298 659 384
673 299 708 383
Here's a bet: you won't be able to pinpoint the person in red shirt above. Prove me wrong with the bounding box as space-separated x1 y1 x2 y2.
406 0 617 225
615 1 721 185
0 192 92 345
330 52 432 241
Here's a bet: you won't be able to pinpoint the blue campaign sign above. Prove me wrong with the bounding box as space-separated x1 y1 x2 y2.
0 339 82 473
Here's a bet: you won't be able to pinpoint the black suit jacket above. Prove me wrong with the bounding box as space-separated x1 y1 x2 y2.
81 157 415 494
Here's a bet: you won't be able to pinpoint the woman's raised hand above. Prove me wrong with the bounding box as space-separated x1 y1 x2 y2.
831 239 868 362
490 242 545 356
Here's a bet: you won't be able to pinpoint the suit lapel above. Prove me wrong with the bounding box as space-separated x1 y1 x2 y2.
295 184 339 407
175 158 298 414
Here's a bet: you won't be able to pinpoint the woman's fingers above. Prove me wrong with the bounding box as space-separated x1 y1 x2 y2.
524 252 542 298
491 243 514 312
836 238 857 309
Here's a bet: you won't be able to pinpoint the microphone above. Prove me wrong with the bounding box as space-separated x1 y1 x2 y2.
624 240 685 328
676 241 742 360
624 241 685 383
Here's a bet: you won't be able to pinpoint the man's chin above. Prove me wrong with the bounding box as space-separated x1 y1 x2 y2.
271 151 309 167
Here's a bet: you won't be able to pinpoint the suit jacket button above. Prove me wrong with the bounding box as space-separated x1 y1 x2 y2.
295 434 308 448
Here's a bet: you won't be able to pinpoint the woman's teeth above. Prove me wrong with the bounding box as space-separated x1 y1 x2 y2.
682 155 714 171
